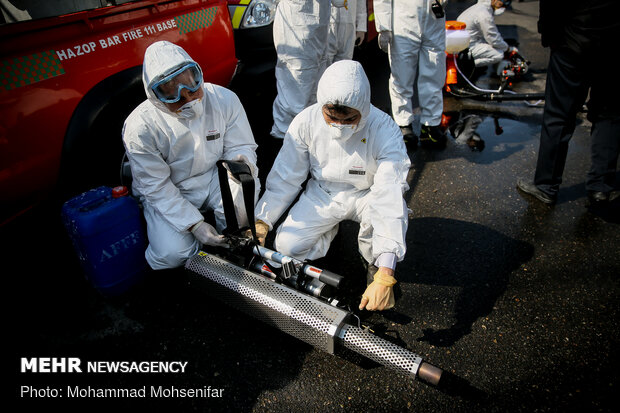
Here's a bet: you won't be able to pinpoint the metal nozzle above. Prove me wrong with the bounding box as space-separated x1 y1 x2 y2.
418 362 443 386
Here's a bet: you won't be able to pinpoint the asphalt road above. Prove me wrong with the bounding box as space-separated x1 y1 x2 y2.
7 1 619 412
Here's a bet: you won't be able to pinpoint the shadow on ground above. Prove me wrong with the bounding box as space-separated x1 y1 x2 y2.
399 217 534 347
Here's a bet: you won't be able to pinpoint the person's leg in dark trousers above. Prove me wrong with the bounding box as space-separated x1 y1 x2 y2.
585 79 620 197
586 117 620 194
534 47 590 197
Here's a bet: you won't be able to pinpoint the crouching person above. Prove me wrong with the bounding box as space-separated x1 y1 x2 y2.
254 60 411 311
123 41 260 270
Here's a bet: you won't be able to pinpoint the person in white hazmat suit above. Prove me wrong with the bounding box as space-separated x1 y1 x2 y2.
326 0 367 65
270 0 348 140
255 60 411 311
374 0 447 149
122 41 260 270
457 0 517 73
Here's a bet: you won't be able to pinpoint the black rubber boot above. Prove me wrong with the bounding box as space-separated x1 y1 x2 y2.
419 125 447 149
400 124 418 149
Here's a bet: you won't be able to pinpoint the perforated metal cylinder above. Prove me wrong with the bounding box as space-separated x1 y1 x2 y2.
337 324 423 377
186 252 439 383
185 252 349 353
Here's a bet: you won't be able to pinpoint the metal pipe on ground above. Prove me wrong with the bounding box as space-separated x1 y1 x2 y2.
185 252 443 386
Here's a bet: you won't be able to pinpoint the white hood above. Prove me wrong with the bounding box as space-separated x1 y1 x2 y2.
142 41 204 115
477 0 504 15
316 60 371 129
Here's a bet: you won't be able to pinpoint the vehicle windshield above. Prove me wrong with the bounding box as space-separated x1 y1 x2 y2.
0 0 135 24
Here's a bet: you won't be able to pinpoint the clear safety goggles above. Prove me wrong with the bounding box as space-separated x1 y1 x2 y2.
151 62 202 103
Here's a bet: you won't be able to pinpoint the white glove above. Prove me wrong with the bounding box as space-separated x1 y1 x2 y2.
190 221 228 247
378 31 391 53
507 46 518 54
355 31 365 46
331 0 348 8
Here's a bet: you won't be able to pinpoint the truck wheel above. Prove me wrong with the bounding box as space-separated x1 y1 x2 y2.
58 67 144 202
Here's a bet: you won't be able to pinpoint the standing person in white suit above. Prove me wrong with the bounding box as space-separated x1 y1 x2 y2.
374 0 447 149
326 0 367 65
255 60 411 311
123 41 260 270
270 0 348 140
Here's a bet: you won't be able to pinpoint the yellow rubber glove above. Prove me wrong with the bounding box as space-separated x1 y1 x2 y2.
359 267 397 311
255 219 269 246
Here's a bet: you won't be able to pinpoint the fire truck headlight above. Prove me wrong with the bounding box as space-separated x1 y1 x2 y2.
241 0 278 28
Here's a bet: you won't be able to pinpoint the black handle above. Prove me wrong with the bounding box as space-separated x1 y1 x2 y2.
318 269 343 289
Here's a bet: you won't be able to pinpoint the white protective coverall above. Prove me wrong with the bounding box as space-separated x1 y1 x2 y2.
271 0 346 139
123 41 260 270
457 0 508 67
256 60 411 267
326 0 367 64
374 0 446 128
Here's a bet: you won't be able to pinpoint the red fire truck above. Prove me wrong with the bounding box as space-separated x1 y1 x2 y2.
0 0 381 227
0 0 238 226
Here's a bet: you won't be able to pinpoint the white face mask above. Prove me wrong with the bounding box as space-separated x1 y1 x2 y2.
329 122 356 140
494 7 506 16
176 98 203 119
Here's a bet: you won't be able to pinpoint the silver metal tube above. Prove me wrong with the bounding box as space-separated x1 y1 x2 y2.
337 324 424 377
251 261 276 279
253 245 289 265
187 252 347 354
186 252 442 383
251 245 343 288
252 245 322 280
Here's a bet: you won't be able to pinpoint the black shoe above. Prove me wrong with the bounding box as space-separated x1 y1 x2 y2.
419 125 447 149
586 190 609 208
516 178 557 205
473 65 488 79
400 125 418 149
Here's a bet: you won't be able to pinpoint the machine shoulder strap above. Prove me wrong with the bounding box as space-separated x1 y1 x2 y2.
216 159 257 241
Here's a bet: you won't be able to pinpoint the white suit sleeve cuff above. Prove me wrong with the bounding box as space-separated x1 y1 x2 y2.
375 253 397 270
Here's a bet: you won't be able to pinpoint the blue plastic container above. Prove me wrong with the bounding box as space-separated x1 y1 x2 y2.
62 186 148 296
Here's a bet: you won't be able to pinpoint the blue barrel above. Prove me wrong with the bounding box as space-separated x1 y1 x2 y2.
62 186 148 296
